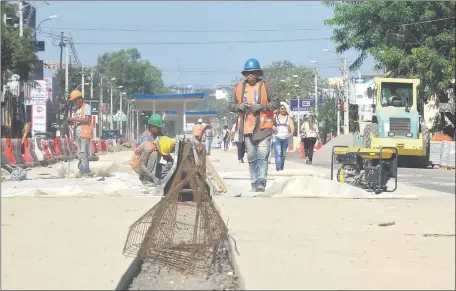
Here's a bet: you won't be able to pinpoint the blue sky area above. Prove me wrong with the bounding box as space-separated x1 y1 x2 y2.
36 1 377 88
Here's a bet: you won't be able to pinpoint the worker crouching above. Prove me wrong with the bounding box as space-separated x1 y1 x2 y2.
131 135 175 186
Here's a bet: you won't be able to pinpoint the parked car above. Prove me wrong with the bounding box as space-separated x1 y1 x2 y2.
34 132 54 140
101 130 124 144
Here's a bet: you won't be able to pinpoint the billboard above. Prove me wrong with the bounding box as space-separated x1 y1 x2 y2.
32 104 47 134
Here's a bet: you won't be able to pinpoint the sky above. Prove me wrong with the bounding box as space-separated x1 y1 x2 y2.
35 1 377 89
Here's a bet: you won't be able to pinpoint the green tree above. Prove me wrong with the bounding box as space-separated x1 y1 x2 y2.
1 2 38 85
95 48 169 109
262 61 318 102
323 1 455 104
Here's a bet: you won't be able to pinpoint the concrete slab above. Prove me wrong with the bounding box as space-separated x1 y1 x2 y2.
1 196 159 290
214 196 455 290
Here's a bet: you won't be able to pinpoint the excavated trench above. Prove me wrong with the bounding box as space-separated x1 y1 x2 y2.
116 200 244 291
116 141 244 290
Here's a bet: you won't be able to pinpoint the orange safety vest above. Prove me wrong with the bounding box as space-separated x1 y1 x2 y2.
130 141 157 169
235 80 274 134
193 124 203 137
79 103 93 139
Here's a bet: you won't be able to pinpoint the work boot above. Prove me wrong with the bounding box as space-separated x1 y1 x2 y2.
256 185 265 192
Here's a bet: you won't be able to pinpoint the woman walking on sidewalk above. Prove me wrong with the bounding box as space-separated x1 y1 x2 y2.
272 102 294 171
300 114 320 164
230 122 245 163
222 125 230 151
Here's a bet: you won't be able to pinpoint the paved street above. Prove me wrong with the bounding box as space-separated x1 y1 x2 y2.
288 152 456 195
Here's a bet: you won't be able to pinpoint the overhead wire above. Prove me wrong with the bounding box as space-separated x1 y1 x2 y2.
40 26 334 33
71 37 331 45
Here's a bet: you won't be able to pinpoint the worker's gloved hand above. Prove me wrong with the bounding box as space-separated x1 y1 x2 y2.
249 104 263 113
238 103 249 112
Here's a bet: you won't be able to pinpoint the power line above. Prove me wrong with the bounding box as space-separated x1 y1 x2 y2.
40 26 333 33
72 37 330 45
400 17 456 26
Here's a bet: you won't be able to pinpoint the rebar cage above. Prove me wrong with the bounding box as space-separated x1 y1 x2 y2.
123 140 229 274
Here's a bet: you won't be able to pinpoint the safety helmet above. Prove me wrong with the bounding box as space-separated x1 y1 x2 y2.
69 90 83 101
242 58 263 75
158 136 175 156
197 118 203 123
148 114 165 128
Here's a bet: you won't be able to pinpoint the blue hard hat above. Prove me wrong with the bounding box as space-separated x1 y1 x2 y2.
242 58 263 75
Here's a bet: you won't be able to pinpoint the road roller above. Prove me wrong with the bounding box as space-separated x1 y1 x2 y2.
330 146 399 194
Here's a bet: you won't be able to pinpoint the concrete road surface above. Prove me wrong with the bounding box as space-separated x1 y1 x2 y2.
288 152 456 195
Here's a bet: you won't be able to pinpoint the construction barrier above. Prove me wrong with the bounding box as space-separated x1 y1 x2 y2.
23 138 34 164
97 140 103 152
54 138 62 156
2 138 15 166
39 138 52 160
430 140 455 169
33 138 45 162
1 136 125 170
90 140 97 154
12 139 24 165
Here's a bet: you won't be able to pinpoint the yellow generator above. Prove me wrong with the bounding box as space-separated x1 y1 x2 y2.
331 146 398 194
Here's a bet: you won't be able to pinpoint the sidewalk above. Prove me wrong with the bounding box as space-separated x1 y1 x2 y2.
1 148 454 290
209 148 455 290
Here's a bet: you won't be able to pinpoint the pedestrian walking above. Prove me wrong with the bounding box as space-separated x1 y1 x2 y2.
68 90 93 177
222 125 230 151
230 122 245 163
272 102 295 171
300 114 320 164
229 58 279 192
202 123 214 155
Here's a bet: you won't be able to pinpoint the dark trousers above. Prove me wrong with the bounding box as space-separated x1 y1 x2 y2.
236 141 245 160
223 137 229 150
303 137 317 162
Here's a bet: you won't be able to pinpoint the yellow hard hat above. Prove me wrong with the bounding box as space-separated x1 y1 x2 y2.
69 90 83 101
159 136 175 156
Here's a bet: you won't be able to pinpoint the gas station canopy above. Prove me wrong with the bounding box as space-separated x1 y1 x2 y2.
133 92 206 113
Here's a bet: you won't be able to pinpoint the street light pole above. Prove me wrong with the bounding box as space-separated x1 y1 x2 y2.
119 92 124 135
19 1 23 37
342 57 349 134
109 78 116 130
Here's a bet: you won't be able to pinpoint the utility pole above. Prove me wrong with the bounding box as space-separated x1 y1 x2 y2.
110 83 113 130
99 76 103 137
81 65 85 97
342 57 349 134
65 46 69 101
314 68 318 117
337 86 341 136
136 108 139 142
19 1 23 37
90 69 94 99
119 91 123 135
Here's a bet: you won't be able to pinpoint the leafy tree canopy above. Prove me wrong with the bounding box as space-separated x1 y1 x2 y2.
1 2 38 83
324 1 455 102
95 48 169 106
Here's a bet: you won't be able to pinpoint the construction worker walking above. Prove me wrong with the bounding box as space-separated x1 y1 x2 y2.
131 135 175 185
192 119 204 143
138 114 165 145
68 90 93 177
229 58 279 192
